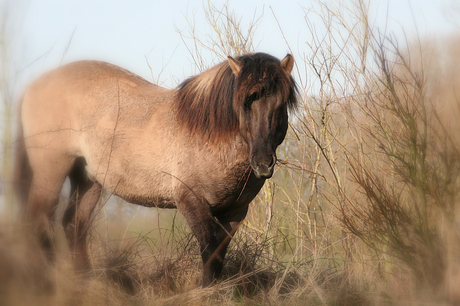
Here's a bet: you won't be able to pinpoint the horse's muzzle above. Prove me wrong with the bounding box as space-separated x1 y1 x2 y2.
251 154 276 179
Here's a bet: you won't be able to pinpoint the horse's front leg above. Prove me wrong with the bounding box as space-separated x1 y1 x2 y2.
181 200 248 287
200 219 242 287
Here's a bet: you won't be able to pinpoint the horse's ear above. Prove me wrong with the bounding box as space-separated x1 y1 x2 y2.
281 54 294 75
228 56 242 75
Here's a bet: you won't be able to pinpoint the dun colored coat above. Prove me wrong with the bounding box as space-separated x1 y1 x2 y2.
14 52 298 286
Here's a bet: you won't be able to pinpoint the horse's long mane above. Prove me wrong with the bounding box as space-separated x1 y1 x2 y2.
175 60 237 141
175 53 297 141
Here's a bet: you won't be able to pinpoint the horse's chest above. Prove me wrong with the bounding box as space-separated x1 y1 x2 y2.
198 167 265 212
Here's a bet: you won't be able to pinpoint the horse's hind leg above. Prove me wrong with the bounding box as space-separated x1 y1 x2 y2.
26 158 73 265
26 184 60 264
62 157 101 273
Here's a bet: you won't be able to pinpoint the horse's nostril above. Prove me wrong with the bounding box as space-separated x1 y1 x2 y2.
268 155 276 168
251 155 275 168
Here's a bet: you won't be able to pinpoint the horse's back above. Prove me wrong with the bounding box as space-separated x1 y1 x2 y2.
22 60 173 144
23 61 169 126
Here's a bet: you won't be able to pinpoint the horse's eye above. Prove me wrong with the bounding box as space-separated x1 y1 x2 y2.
249 92 259 101
244 100 252 110
244 92 259 110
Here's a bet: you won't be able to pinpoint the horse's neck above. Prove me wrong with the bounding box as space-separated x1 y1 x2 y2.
140 98 250 167
212 135 250 165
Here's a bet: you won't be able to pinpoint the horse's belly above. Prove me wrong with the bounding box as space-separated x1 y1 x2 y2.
80 118 180 208
82 146 177 209
89 168 178 209
116 192 177 209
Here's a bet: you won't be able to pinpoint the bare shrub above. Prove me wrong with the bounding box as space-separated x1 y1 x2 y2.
336 9 460 303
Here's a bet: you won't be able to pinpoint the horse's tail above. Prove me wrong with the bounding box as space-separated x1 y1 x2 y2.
13 97 32 206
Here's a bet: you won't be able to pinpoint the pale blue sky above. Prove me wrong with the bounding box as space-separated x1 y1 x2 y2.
6 0 459 91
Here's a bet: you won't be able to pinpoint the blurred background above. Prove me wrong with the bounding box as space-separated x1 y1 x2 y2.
1 0 460 305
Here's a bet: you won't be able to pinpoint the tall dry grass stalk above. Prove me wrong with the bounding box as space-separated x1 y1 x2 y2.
0 0 18 224
177 0 262 72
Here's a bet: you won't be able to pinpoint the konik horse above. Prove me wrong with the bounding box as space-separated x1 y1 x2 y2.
15 52 298 286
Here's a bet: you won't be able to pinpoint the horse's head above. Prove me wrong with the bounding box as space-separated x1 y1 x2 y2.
229 53 297 179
